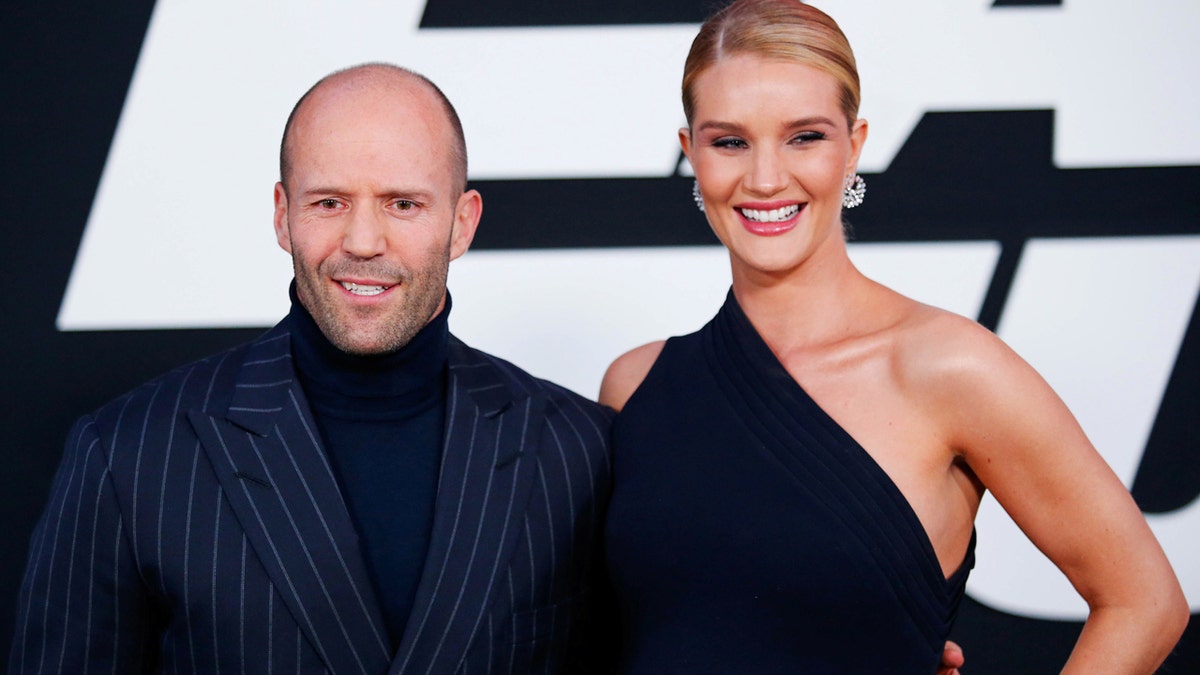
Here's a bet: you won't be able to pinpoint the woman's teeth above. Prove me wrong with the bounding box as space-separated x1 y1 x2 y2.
739 204 800 223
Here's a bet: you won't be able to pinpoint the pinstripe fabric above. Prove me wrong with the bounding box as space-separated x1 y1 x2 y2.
10 320 613 674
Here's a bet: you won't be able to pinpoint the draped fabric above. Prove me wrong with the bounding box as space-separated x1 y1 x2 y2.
606 291 973 674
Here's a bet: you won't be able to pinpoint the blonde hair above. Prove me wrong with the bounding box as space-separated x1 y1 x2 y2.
682 0 860 129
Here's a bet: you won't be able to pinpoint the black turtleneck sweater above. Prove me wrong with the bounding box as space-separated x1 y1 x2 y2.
289 287 448 652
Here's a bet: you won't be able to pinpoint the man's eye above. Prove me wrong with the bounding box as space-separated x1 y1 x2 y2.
395 200 415 211
318 199 339 209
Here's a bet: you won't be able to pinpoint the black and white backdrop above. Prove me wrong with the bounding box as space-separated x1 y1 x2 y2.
3 1 1197 671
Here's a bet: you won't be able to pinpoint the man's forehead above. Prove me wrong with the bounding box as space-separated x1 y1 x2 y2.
294 82 448 144
280 65 465 196
303 69 438 121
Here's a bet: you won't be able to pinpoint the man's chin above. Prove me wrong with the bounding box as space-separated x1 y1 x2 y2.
329 332 404 357
339 314 431 356
306 291 437 356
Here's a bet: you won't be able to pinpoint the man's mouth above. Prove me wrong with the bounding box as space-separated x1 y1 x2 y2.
340 281 392 296
738 204 801 223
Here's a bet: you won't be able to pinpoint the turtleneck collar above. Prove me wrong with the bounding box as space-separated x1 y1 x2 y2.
288 282 450 419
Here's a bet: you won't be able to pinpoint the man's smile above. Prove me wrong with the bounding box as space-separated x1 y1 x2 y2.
339 281 392 296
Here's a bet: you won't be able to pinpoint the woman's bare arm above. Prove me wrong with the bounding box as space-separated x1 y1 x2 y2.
921 319 1188 674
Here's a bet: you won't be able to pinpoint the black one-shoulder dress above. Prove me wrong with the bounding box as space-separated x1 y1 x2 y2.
604 291 974 674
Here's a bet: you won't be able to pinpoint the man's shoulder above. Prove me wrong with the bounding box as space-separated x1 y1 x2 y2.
88 324 288 431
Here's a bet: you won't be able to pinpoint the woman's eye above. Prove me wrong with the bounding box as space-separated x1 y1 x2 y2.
712 137 748 149
792 131 826 144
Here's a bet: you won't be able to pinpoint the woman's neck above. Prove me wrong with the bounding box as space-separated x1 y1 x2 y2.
731 242 877 355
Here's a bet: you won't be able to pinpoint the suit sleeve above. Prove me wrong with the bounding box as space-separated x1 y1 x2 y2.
9 415 154 673
564 408 621 675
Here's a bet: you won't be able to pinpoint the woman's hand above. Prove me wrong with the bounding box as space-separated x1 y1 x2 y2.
937 640 964 675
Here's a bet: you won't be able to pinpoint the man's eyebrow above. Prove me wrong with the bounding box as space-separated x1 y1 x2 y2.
299 186 343 198
381 188 438 201
298 187 438 201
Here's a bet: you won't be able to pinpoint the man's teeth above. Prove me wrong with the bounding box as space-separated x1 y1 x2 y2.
340 281 390 296
739 205 800 223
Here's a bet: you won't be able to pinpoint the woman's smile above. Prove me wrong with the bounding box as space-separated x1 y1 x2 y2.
736 202 805 236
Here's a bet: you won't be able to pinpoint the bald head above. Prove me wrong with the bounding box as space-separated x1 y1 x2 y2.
279 63 468 195
271 63 483 356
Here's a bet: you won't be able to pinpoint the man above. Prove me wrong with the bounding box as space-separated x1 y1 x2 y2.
10 64 612 674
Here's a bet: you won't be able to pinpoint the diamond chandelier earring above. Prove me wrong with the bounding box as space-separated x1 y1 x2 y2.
842 174 866 209
692 180 706 213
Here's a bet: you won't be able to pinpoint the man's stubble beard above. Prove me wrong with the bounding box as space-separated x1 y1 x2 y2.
294 244 451 357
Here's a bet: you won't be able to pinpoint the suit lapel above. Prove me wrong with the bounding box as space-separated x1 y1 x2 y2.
393 338 546 673
189 323 391 675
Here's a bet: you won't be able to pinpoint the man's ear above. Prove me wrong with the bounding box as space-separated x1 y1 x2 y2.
273 182 292 253
449 189 482 261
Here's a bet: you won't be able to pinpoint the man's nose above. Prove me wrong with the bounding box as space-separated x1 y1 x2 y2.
341 207 387 259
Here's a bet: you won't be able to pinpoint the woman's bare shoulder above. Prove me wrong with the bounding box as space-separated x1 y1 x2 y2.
889 302 1059 444
598 341 667 412
892 302 1015 380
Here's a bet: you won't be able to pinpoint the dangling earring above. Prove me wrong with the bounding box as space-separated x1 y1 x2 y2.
692 180 706 213
842 174 866 209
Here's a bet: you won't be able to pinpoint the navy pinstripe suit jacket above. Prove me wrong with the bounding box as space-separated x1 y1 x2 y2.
10 319 614 674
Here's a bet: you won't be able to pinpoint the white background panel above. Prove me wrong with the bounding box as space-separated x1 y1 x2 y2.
448 241 999 398
970 235 1200 617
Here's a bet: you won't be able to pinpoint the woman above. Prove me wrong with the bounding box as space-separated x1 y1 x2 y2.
599 1 1188 672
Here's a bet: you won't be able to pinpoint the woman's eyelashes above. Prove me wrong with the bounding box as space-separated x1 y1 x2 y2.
709 131 827 150
791 130 826 144
712 136 748 149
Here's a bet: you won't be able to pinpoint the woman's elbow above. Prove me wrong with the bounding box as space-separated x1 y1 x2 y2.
1161 587 1190 646
1140 577 1190 657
